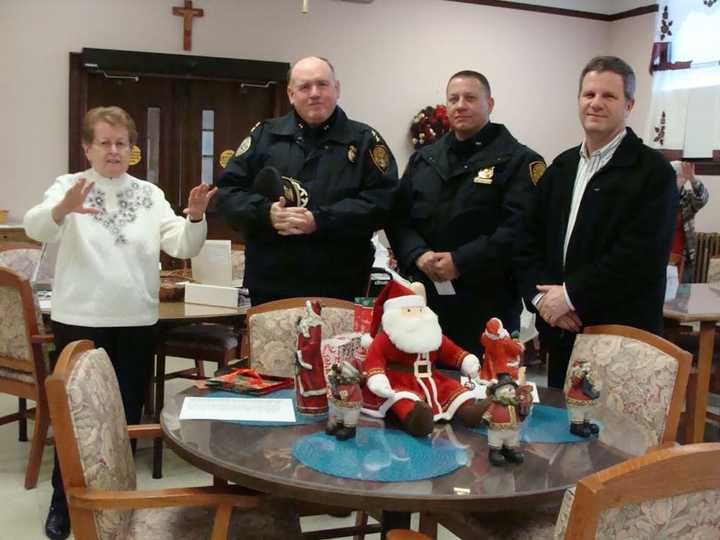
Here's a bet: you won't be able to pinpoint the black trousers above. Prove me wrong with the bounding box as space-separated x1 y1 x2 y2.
50 322 156 506
542 330 577 389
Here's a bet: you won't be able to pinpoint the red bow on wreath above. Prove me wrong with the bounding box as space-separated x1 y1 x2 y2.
409 104 450 149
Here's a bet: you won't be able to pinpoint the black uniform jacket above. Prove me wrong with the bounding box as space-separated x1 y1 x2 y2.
515 128 678 335
217 107 399 300
389 123 544 352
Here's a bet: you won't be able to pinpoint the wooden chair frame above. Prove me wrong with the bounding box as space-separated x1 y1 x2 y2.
583 324 692 447
46 340 262 540
0 266 52 488
565 442 720 539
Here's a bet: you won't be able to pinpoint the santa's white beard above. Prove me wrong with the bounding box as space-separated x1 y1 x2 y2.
382 307 442 353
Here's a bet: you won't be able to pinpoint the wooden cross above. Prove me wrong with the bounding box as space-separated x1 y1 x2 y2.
173 0 204 51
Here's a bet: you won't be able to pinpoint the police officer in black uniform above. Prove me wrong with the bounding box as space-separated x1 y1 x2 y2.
217 56 399 305
389 70 545 357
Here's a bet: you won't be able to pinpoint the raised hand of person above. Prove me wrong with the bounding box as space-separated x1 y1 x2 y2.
52 177 99 224
183 183 218 221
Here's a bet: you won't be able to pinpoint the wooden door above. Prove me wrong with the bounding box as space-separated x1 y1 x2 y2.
69 50 290 242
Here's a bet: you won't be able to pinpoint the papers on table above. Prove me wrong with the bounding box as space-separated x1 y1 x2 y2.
179 396 296 423
191 240 232 286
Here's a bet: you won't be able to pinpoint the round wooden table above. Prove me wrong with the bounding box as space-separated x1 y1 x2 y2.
161 386 640 533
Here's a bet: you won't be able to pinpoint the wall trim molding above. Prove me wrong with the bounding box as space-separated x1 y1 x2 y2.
446 1 658 21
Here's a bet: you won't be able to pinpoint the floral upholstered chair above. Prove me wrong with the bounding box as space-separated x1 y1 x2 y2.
563 325 691 455
0 241 41 280
430 443 720 540
46 340 302 540
0 266 52 489
247 297 354 377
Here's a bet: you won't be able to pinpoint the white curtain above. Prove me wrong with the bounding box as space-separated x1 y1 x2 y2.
644 1 720 156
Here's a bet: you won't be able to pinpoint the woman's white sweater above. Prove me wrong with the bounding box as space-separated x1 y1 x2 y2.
24 169 207 327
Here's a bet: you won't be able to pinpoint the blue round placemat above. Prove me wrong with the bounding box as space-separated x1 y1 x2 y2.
207 389 326 426
470 404 600 443
292 427 469 482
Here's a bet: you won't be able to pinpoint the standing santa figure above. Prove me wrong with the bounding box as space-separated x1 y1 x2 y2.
479 317 525 381
565 358 600 438
362 281 486 437
295 300 328 415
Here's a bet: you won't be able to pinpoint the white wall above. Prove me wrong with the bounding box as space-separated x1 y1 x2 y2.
0 0 683 227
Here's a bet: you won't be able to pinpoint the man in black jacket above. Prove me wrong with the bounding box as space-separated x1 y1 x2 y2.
217 56 399 305
515 56 678 388
389 70 545 356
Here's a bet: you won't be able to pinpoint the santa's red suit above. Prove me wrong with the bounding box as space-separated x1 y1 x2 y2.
361 331 475 422
295 300 328 415
480 318 524 380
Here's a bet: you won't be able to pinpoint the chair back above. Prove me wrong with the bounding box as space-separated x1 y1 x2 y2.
231 243 245 284
246 297 354 377
693 232 720 282
0 267 47 397
0 242 41 280
46 340 136 540
708 256 720 284
560 443 720 539
566 325 691 454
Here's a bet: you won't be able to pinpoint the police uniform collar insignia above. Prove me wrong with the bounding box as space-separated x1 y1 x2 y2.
236 136 252 156
474 167 494 184
347 145 358 163
529 161 546 185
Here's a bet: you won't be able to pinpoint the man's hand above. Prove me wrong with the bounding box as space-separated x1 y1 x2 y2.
555 311 582 333
432 252 460 281
416 251 459 282
52 177 100 224
270 197 317 236
536 284 571 325
183 183 218 221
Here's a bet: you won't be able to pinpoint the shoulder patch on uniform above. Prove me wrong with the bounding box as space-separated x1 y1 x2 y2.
529 160 546 185
236 136 252 156
370 145 390 173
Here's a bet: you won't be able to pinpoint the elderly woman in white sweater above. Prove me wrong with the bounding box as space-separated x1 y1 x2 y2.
24 106 216 540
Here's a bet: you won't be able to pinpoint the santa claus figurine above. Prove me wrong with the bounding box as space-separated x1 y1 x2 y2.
326 358 365 440
479 317 525 381
565 359 600 438
361 280 486 437
295 300 329 415
481 372 533 466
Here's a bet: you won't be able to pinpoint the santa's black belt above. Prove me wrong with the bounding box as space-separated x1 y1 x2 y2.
387 362 433 378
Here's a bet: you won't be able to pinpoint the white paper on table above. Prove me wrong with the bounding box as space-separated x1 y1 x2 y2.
191 240 232 286
461 377 540 403
433 280 456 295
179 397 296 422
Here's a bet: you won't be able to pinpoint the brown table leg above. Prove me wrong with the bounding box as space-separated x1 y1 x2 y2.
153 336 167 479
685 321 715 443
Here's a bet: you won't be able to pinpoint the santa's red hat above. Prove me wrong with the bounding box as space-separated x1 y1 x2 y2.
369 280 426 337
485 317 503 335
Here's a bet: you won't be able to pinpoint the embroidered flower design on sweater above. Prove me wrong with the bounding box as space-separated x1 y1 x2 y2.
87 181 154 244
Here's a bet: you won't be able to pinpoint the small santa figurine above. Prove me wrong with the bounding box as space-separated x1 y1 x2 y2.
481 372 533 466
294 300 328 415
565 359 600 438
361 280 485 437
479 317 525 381
326 358 365 440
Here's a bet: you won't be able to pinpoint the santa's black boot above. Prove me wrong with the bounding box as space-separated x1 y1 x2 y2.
584 421 600 435
325 420 341 436
402 402 434 437
488 447 506 466
570 422 591 438
336 426 357 441
501 446 524 464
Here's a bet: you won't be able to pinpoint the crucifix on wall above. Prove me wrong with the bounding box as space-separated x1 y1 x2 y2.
173 0 204 51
